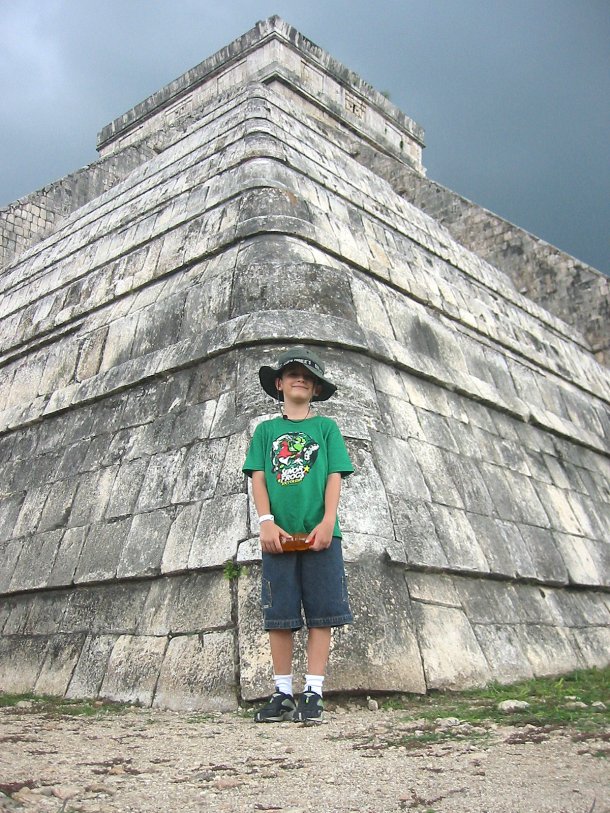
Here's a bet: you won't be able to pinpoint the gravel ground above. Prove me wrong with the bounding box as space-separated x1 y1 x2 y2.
1 699 608 813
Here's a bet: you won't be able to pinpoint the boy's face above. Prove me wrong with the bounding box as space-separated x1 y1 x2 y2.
275 363 322 402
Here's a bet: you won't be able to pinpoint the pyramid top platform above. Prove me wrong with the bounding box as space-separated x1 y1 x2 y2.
96 16 425 174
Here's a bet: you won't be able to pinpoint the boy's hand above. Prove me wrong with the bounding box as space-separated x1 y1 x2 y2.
259 522 292 554
307 519 335 551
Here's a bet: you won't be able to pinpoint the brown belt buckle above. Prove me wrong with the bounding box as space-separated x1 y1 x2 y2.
281 532 311 552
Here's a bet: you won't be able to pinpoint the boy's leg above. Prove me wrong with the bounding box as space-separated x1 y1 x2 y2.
293 626 330 724
269 628 294 675
254 630 296 723
306 626 331 675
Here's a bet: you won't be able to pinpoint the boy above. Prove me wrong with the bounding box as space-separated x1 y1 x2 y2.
242 347 354 723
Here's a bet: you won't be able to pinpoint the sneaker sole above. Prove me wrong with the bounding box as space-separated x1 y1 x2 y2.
294 714 324 725
255 711 295 723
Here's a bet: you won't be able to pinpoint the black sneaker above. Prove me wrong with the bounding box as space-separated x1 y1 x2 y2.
294 689 324 724
254 691 296 723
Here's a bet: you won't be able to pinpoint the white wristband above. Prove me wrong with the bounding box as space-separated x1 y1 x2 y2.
258 514 274 523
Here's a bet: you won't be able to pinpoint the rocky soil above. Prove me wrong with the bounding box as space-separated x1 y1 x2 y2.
1 699 608 813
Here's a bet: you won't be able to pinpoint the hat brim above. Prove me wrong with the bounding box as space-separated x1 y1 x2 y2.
258 365 337 402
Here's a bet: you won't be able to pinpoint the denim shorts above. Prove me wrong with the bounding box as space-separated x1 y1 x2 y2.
261 537 353 630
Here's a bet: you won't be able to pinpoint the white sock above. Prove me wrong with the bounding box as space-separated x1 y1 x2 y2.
304 674 324 696
274 674 293 696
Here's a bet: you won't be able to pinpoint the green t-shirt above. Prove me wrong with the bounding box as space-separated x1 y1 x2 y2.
242 415 354 537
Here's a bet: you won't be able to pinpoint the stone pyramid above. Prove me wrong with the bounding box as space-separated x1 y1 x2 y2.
0 17 608 710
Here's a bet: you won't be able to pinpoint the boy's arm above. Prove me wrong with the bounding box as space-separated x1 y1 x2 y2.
307 472 342 551
251 470 292 554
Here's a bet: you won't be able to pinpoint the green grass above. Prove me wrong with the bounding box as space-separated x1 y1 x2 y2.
382 666 609 734
0 692 128 717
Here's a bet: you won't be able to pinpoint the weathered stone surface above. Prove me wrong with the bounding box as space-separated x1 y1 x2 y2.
0 18 607 709
472 625 535 684
34 634 86 697
411 602 491 690
0 637 48 692
153 632 236 711
65 634 118 699
100 635 168 705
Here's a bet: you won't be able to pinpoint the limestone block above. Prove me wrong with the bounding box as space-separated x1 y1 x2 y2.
342 532 404 563
76 328 107 381
22 592 69 635
500 469 550 528
0 492 25 542
135 449 185 511
418 411 460 453
327 560 426 694
370 431 430 501
153 631 236 711
37 477 79 533
452 578 520 625
390 498 448 569
161 503 202 574
99 311 139 372
467 514 536 579
553 533 605 587
405 572 461 607
408 438 464 509
1 595 32 635
9 530 63 592
232 258 356 322
214 431 250 497
172 438 228 503
137 573 231 635
0 637 48 693
39 341 78 395
404 375 452 417
100 634 168 706
105 458 149 518
566 626 610 670
34 634 86 697
68 466 118 527
382 394 426 441
509 583 560 625
339 444 394 538
73 518 131 583
126 414 177 460
0 539 22 593
61 581 151 634
533 481 582 535
443 454 495 515
565 491 609 541
472 624 535 683
171 400 217 448
350 274 395 339
130 294 185 359
543 588 610 628
515 624 585 677
188 494 248 568
478 462 521 521
116 509 173 579
235 309 367 355
181 268 232 340
518 525 569 585
411 602 491 690
428 504 490 573
0 596 14 633
65 634 118 699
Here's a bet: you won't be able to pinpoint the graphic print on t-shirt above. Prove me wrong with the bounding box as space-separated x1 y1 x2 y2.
270 432 320 486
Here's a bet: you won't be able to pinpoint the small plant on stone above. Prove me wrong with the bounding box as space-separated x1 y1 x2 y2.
223 560 245 581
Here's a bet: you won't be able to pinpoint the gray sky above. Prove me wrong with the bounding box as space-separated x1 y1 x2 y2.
1 0 608 273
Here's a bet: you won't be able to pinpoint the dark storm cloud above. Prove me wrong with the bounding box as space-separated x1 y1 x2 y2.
1 0 608 272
